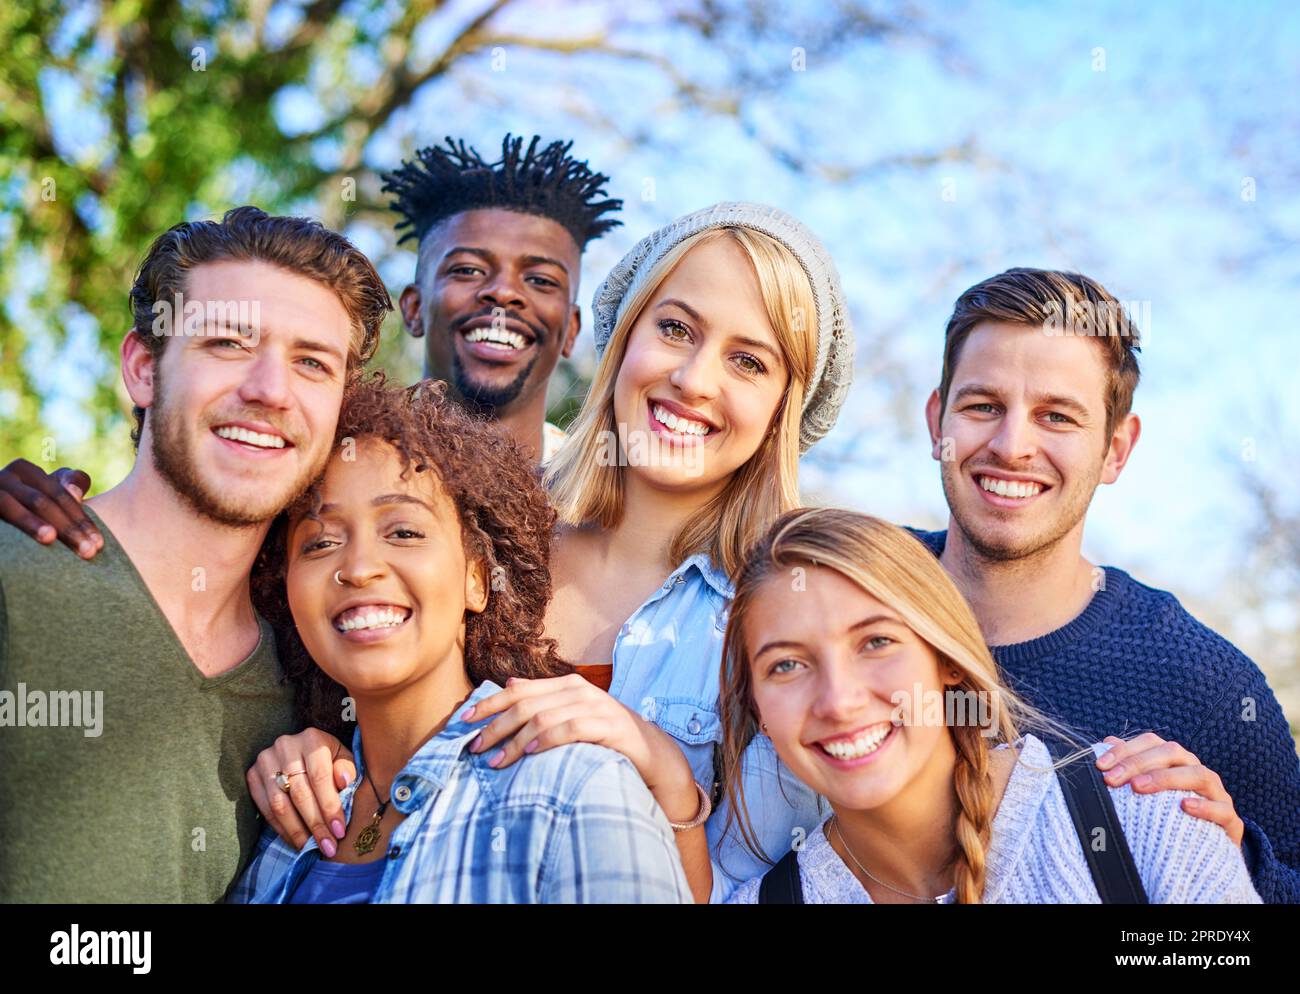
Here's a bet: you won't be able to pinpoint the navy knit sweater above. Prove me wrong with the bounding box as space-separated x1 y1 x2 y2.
908 527 1300 904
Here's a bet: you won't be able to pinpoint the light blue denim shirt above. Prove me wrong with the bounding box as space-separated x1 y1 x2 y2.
228 680 691 904
605 552 828 902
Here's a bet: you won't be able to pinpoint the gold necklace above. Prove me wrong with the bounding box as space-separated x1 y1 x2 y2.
353 775 390 856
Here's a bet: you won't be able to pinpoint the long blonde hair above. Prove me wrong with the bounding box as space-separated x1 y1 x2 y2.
544 227 818 576
719 508 1084 903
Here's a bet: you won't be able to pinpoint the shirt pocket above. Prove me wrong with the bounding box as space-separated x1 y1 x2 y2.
645 697 723 793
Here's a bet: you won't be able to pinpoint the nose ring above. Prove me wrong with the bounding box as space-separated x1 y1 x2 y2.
334 570 344 585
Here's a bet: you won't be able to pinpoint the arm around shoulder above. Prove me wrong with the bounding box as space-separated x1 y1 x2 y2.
542 750 693 904
1112 780 1261 903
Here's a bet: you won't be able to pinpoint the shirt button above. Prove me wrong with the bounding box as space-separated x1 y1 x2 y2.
394 785 412 803
687 717 702 735
388 846 402 859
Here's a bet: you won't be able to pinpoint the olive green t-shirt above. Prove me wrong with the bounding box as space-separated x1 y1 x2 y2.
0 505 297 902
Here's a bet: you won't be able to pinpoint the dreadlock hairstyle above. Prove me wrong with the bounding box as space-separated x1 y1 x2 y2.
383 134 623 251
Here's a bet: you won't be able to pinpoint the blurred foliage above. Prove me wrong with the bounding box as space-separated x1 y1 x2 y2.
3 0 338 475
0 0 915 487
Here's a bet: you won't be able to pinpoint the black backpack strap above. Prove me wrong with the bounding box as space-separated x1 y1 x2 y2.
757 847 804 904
1044 736 1149 904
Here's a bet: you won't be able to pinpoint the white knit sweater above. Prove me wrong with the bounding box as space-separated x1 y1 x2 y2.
727 734 1261 904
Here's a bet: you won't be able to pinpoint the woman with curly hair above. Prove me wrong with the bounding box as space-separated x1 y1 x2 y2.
228 374 690 903
244 204 855 903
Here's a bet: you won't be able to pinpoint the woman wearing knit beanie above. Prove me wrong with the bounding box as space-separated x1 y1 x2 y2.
465 203 855 902
245 203 854 903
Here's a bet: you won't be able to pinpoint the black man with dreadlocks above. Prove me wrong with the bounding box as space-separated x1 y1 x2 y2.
0 134 621 551
385 134 622 464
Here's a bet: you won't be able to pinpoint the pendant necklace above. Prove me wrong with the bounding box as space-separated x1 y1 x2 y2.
830 816 951 904
353 774 389 856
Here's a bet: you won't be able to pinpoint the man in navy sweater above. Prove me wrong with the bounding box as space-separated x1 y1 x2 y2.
914 267 1299 902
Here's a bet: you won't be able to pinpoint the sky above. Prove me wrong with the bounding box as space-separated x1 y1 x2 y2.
352 0 1300 613
26 0 1300 656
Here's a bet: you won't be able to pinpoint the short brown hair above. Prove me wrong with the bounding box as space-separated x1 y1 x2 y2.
937 268 1141 439
127 206 392 447
252 373 570 736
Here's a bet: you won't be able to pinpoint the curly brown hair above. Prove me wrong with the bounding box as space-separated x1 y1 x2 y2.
252 372 569 737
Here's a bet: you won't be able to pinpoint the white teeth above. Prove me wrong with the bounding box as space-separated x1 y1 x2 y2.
465 327 528 350
819 724 893 760
215 425 285 449
652 403 709 436
979 476 1042 499
335 606 410 632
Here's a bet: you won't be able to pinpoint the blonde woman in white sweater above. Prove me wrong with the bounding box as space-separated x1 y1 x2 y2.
720 509 1260 904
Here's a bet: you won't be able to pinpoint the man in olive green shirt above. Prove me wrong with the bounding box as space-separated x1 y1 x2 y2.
0 509 297 901
0 207 389 901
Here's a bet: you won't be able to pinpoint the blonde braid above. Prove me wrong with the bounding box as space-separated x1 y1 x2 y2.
950 722 997 903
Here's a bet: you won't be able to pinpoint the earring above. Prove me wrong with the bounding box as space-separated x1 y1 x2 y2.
761 722 768 732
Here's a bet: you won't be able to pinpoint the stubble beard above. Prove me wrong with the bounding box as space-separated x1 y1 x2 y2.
148 371 318 528
449 347 541 418
941 460 1099 567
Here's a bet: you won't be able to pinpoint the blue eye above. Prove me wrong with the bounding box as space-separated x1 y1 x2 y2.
769 658 802 676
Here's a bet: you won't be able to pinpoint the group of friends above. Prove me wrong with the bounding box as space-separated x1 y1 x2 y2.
1 134 1296 905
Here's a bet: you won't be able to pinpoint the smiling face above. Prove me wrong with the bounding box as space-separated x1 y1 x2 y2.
745 563 961 813
927 321 1128 562
610 235 790 494
285 439 486 698
400 208 581 415
137 260 353 526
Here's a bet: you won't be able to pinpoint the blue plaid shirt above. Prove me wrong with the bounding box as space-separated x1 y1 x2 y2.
606 552 828 902
228 680 691 904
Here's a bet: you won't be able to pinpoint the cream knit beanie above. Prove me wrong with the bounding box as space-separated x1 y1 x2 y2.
591 202 854 453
